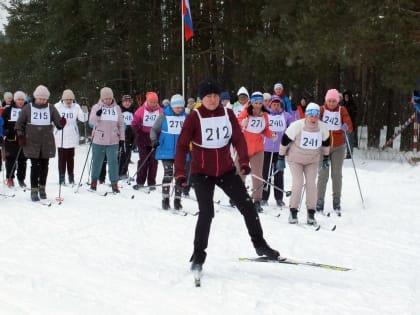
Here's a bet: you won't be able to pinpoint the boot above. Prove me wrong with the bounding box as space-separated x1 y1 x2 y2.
18 180 27 188
6 178 14 188
111 183 120 193
255 243 280 260
190 251 206 271
68 174 75 185
39 185 47 199
90 181 97 191
174 198 183 210
307 209 317 225
59 175 65 185
162 198 170 210
288 208 298 224
333 197 341 216
316 199 324 212
254 200 263 213
31 188 40 201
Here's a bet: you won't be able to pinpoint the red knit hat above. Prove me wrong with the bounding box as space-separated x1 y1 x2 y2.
146 92 158 103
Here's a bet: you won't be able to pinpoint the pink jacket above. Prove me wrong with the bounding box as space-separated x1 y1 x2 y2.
89 101 124 145
132 102 163 147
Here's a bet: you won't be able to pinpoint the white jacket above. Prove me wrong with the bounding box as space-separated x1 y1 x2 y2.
54 101 87 148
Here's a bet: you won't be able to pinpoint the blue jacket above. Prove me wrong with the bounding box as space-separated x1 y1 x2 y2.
155 106 187 160
0 115 4 137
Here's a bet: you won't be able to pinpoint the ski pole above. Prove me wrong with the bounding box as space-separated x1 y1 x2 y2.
251 173 291 196
56 128 65 203
263 150 274 192
75 140 93 193
128 147 156 185
344 132 365 208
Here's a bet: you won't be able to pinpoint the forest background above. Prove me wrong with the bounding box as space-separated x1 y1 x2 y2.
0 0 419 149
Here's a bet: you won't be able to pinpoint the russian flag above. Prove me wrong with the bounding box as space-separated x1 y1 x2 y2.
182 0 194 41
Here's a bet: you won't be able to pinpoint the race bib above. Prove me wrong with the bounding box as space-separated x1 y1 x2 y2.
299 130 322 150
122 111 134 126
246 116 265 134
31 104 50 126
101 106 118 121
321 109 341 131
10 107 22 122
195 108 232 149
166 116 185 134
61 108 76 124
143 110 159 127
268 114 286 132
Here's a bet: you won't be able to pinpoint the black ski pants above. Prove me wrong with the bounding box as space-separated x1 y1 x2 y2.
190 169 267 264
262 151 284 202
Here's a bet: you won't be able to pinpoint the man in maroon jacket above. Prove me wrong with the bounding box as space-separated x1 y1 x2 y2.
175 79 280 272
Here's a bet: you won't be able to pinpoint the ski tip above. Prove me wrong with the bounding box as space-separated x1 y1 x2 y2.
331 225 337 231
315 225 321 231
131 195 135 199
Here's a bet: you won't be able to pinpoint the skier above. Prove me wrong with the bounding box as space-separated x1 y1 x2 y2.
237 91 277 212
174 79 280 273
118 95 136 179
261 96 294 207
316 89 353 214
54 89 87 185
150 94 187 210
2 91 28 188
15 85 67 201
273 83 292 113
276 102 330 225
88 87 125 193
132 92 162 190
231 86 249 117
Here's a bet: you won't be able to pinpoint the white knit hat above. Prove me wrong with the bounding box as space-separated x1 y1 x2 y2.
62 89 75 100
170 94 185 108
263 92 271 101
237 86 249 98
3 91 13 100
33 85 50 99
13 91 26 101
305 102 320 117
100 87 114 100
274 83 283 90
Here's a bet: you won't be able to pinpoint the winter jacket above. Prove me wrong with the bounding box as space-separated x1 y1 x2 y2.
119 103 136 145
2 103 26 156
231 101 247 117
89 100 125 146
279 119 330 165
54 101 87 148
264 109 294 152
175 105 249 178
132 102 163 147
151 106 187 160
15 102 63 159
238 105 273 156
319 105 353 148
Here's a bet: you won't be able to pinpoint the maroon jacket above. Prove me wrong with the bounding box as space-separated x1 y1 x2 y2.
175 105 249 178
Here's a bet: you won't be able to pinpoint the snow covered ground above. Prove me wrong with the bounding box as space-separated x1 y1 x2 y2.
0 145 419 315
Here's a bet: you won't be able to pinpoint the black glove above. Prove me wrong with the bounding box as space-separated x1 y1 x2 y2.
151 140 159 149
276 156 286 171
322 156 330 169
119 140 125 148
240 165 251 175
96 109 103 116
59 117 67 128
176 176 187 187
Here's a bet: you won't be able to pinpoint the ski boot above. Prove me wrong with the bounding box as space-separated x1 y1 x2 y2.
6 178 14 188
255 243 280 260
18 180 27 188
316 199 324 213
59 175 65 185
111 183 120 193
68 174 75 185
288 208 299 224
333 197 341 216
254 200 264 213
162 198 170 210
307 209 317 225
31 188 40 202
276 199 285 207
39 185 47 199
89 181 97 191
174 198 183 210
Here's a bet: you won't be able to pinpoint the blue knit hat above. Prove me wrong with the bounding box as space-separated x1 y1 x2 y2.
250 92 264 104
170 94 185 107
220 91 230 101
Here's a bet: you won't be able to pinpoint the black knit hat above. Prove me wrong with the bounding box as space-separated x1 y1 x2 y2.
198 79 220 99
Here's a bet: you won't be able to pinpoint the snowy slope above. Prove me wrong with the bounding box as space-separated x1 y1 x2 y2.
0 145 419 315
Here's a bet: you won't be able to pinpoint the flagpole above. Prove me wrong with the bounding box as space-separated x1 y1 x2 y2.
181 1 185 99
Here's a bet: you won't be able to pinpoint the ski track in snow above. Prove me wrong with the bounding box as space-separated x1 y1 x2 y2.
0 146 419 314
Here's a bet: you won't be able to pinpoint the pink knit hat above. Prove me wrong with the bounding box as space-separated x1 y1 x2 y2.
325 89 340 102
146 91 158 103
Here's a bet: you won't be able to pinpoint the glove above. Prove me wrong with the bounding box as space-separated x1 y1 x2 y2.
0 136 3 146
322 156 330 169
276 156 286 171
240 165 251 175
341 123 348 132
96 109 103 116
151 140 159 148
175 176 187 187
18 135 25 146
59 117 67 127
119 140 125 148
